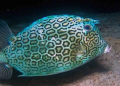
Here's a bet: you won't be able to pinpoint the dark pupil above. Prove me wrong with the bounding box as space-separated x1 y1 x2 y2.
85 25 90 30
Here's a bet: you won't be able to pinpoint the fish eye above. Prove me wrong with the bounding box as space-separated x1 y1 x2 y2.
84 24 91 31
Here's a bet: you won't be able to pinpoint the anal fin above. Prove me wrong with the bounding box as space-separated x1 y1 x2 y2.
0 62 13 79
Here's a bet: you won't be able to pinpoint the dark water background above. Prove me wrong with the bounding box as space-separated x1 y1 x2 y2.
0 0 120 86
0 0 120 35
0 0 120 21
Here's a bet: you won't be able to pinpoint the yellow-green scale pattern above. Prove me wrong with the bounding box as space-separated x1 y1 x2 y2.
3 15 107 76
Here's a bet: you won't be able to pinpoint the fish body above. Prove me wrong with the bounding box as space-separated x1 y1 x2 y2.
0 15 109 79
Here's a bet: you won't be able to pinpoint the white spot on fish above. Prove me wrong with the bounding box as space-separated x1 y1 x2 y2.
56 56 59 60
54 23 60 28
77 54 83 57
45 24 51 29
38 29 44 34
51 37 56 41
40 35 43 40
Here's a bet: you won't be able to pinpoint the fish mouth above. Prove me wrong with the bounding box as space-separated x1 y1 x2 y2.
104 45 112 53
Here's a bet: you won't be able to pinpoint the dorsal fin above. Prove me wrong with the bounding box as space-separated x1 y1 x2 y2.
0 20 14 50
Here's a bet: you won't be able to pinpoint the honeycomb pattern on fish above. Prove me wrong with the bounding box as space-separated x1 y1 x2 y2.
3 15 107 76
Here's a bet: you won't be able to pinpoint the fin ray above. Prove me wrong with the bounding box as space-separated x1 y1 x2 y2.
0 62 13 79
0 20 14 49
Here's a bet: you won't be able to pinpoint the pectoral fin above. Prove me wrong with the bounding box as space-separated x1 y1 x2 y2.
0 62 13 79
78 42 86 54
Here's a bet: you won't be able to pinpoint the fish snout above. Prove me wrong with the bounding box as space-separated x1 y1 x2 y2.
104 45 112 53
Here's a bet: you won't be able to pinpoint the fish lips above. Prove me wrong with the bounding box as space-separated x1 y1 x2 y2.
104 45 112 53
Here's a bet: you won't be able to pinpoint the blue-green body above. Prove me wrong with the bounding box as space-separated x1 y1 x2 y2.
0 15 108 78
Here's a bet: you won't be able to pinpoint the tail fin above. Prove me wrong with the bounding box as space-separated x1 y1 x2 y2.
0 20 15 50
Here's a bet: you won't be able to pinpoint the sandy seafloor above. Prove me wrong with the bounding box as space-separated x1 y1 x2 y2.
0 7 120 86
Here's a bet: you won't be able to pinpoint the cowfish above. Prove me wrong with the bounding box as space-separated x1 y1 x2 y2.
0 15 111 79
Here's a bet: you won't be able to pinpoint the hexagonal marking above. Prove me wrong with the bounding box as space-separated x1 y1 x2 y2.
63 56 69 62
31 46 39 52
42 54 51 62
55 39 62 45
4 54 9 58
69 21 75 25
68 30 76 35
59 34 68 40
48 49 55 56
31 53 41 60
57 28 67 34
32 61 37 66
55 46 63 53
37 23 43 26
24 59 31 65
17 49 23 54
43 34 47 39
76 32 81 37
53 23 60 28
76 38 81 43
30 33 37 38
24 51 31 57
18 55 24 60
57 18 65 22
22 31 29 37
44 24 51 29
52 34 58 38
47 62 55 68
62 22 69 26
65 62 71 67
38 60 45 67
38 34 47 40
62 49 70 55
48 34 58 40
23 45 30 50
22 38 29 43
38 41 47 46
18 62 23 67
63 41 70 47
69 36 75 42
9 36 16 42
53 54 62 62
11 46 16 51
57 63 64 67
11 53 16 58
37 28 44 34
17 37 22 41
49 19 55 23
30 40 38 45
38 35 41 40
13 59 17 64
17 43 22 47
67 18 74 21
30 27 36 31
47 42 54 48
46 29 55 35
70 44 76 49
39 47 47 54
